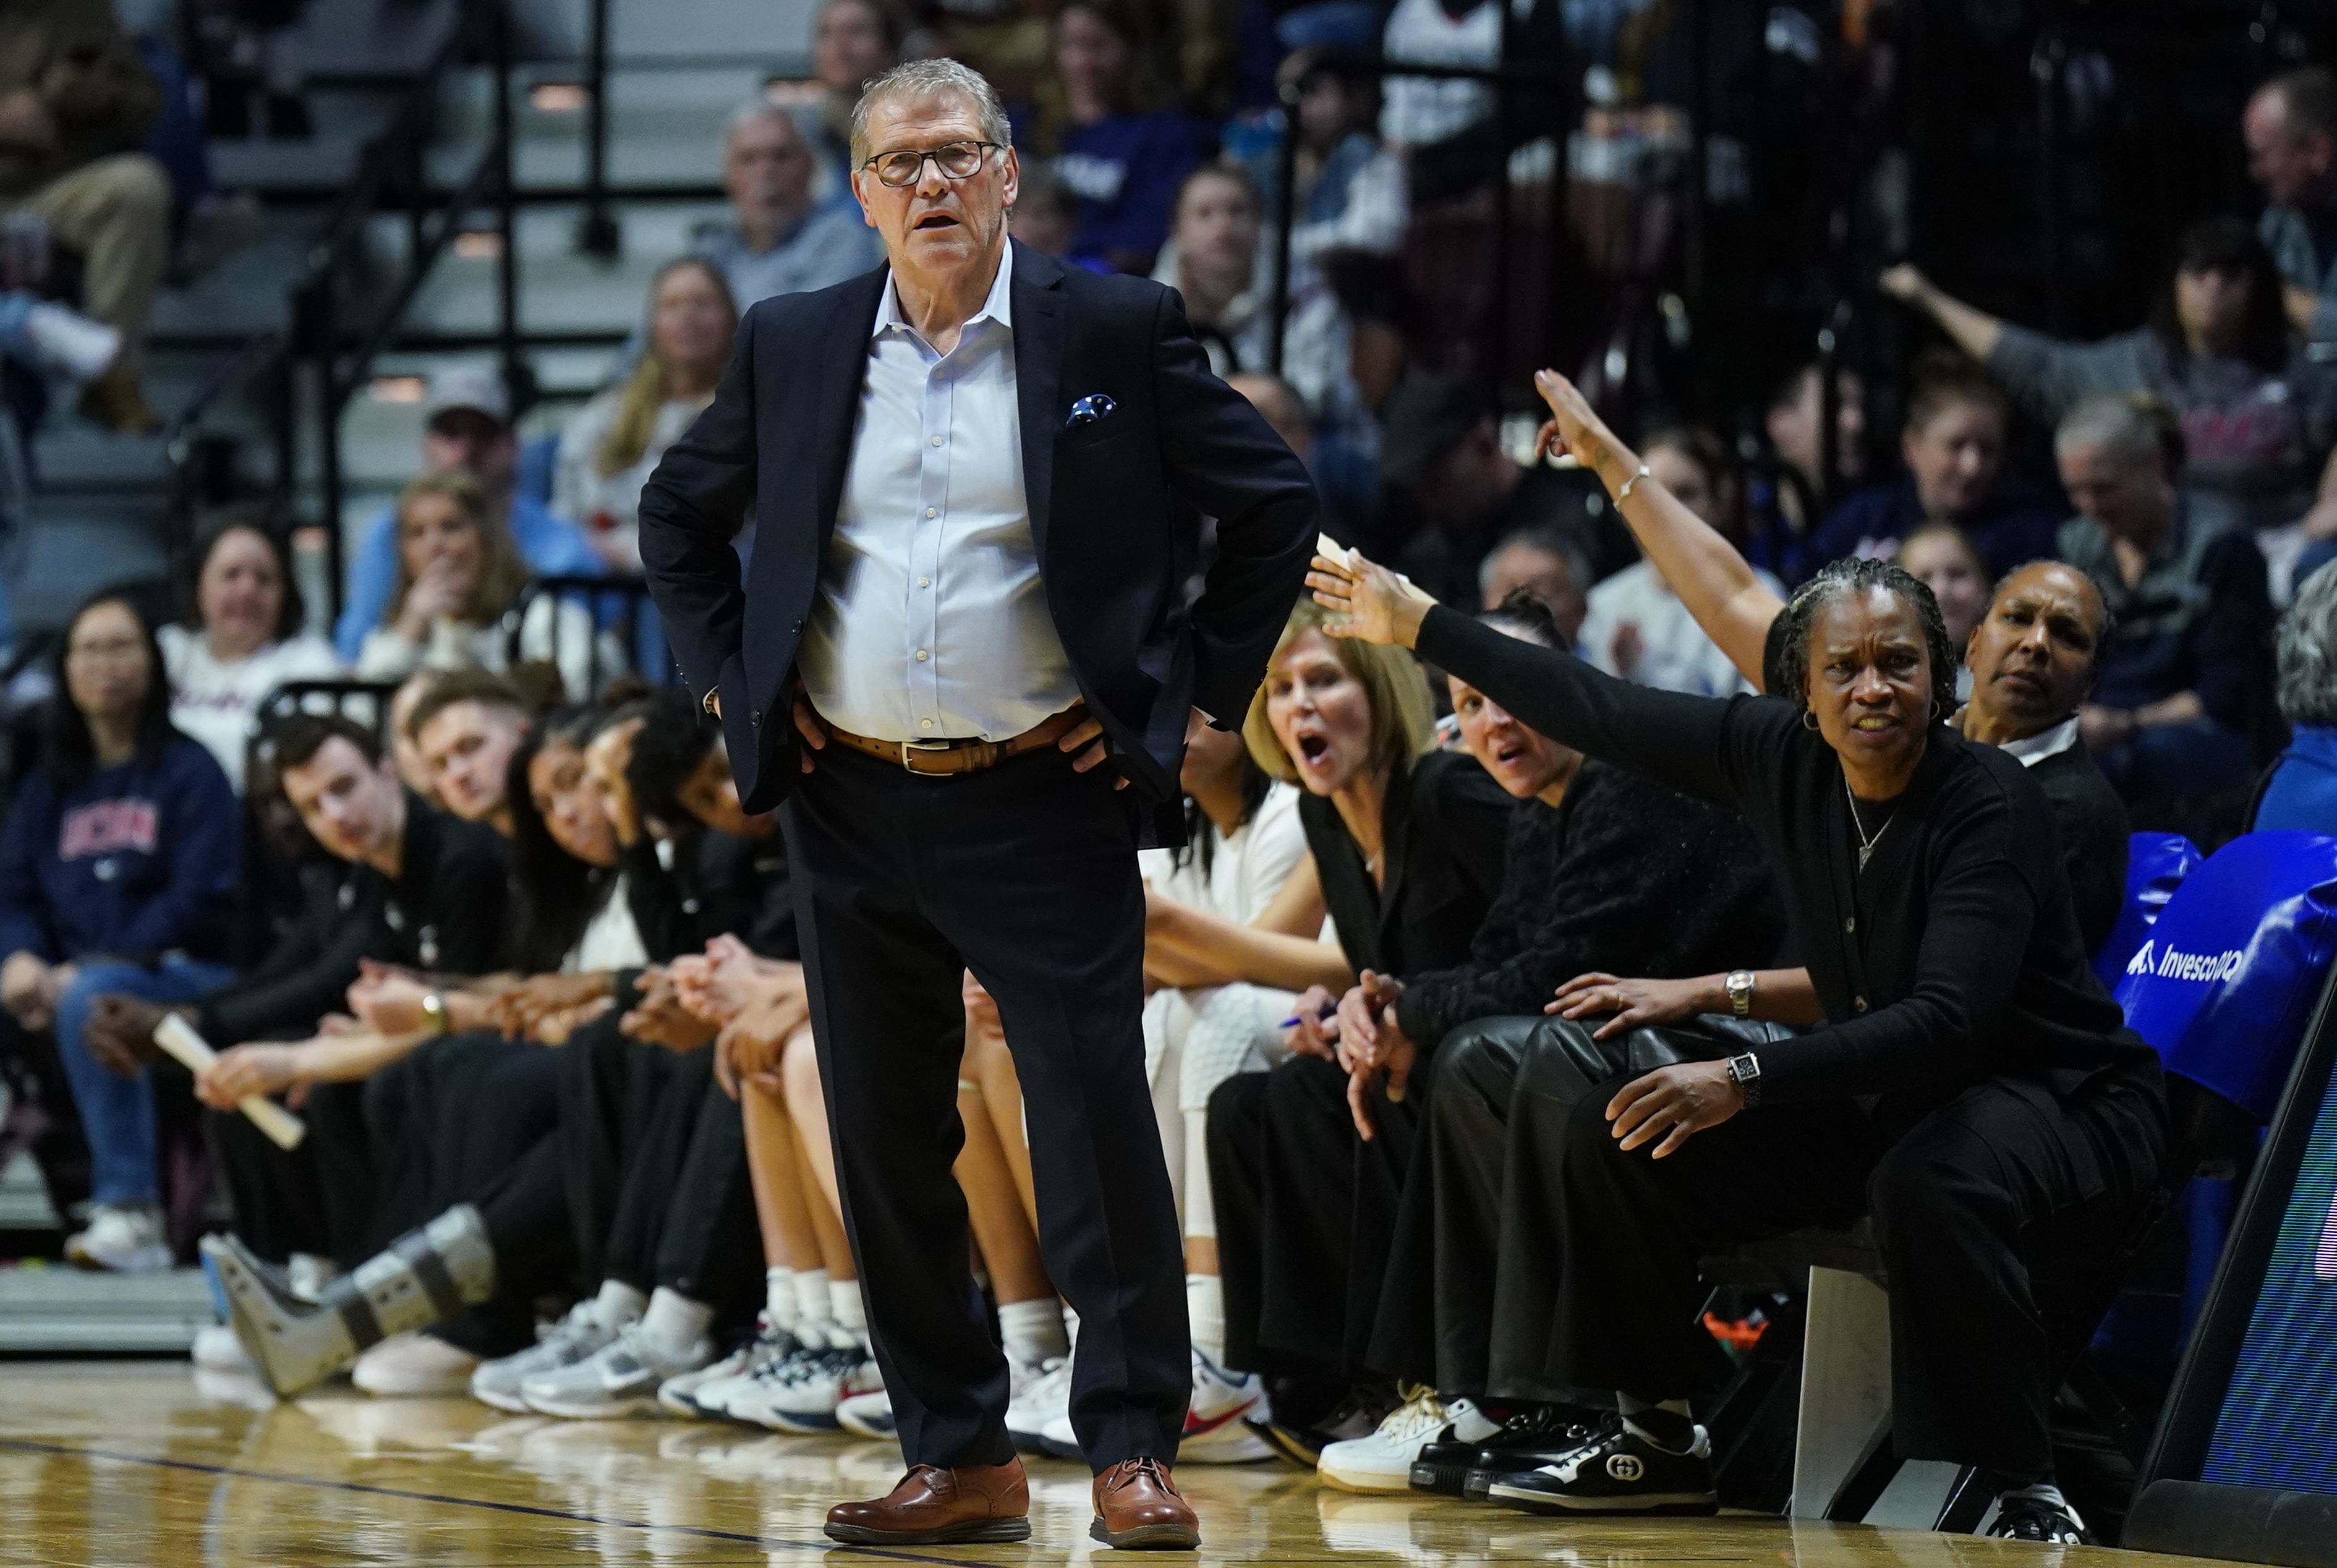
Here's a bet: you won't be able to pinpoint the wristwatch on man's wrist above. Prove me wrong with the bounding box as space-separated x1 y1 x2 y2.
1725 1051 1763 1108
1724 969 1755 1018
421 992 451 1036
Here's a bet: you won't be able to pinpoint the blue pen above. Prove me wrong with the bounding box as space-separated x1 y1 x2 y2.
1279 999 1337 1029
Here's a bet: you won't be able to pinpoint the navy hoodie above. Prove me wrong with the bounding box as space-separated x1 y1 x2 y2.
0 735 242 965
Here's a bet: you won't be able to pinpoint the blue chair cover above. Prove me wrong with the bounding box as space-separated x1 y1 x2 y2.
2093 833 2203 987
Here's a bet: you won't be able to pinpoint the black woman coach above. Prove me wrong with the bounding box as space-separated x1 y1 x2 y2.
636 59 1314 1553
1310 471 2165 1542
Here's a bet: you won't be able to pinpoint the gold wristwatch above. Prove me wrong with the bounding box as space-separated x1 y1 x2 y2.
421 992 451 1036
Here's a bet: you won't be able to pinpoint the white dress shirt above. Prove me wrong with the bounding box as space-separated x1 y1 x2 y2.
797 244 1081 743
1999 714 2082 768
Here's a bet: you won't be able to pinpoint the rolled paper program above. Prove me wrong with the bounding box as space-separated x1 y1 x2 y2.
153 1014 307 1152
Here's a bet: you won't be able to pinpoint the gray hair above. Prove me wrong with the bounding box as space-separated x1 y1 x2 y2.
2054 391 2185 478
1478 524 1591 603
723 98 802 149
2279 557 2337 726
848 59 1012 167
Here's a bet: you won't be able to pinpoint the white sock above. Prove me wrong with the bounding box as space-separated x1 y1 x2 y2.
764 1267 798 1332
1187 1274 1226 1366
830 1278 867 1349
997 1297 1068 1365
1064 1306 1081 1349
637 1287 714 1362
592 1279 647 1332
792 1268 835 1348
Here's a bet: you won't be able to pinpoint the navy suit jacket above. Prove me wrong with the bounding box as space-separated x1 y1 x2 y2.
636 241 1317 845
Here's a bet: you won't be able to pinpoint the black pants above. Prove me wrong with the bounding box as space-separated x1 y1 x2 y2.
1207 1052 1424 1384
206 1078 377 1268
1547 1074 2162 1482
783 743 1185 1472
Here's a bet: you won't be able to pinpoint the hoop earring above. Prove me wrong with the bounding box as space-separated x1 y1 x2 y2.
1800 709 1820 732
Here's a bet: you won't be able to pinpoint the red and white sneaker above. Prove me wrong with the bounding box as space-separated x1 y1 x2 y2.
1181 1348 1275 1463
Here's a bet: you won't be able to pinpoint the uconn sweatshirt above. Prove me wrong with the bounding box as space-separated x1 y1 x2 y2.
0 736 242 965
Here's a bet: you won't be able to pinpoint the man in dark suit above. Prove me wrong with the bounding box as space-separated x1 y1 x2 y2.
637 58 1314 1551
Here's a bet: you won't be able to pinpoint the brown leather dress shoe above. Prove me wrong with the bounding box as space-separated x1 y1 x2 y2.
824 1460 1031 1545
1091 1457 1201 1550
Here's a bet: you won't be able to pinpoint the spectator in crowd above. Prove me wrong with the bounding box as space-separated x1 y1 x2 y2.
1899 522 1991 684
1528 367 2131 952
386 671 440 801
1476 526 1588 644
1226 371 1312 464
2250 557 2337 832
157 518 343 791
1317 593 1782 1493
1807 349 2061 579
334 367 605 663
1377 376 1628 607
407 670 532 835
353 471 615 704
1577 427 1782 697
802 0 909 179
1375 0 1565 205
556 258 738 573
1006 157 1083 260
1746 361 1867 585
1154 165 1372 492
2053 394 2271 816
1206 598 1511 1459
0 589 240 1273
1045 0 1200 273
2245 65 2337 340
0 1 170 432
1884 220 2337 597
692 102 880 312
1241 49 1405 263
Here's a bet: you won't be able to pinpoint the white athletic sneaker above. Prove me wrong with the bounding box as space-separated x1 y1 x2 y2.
65 1204 172 1274
723 1342 880 1433
658 1315 794 1419
191 1321 255 1374
471 1302 618 1413
1006 1353 1070 1454
22 302 121 382
835 1388 895 1440
1183 1348 1275 1463
351 1332 480 1396
522 1324 713 1419
1319 1389 1497 1493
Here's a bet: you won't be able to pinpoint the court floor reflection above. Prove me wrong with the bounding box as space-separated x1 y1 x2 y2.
0 1363 2244 1568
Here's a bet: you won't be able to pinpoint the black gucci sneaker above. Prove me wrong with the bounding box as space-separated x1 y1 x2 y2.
1411 1403 1607 1497
1988 1496 2088 1543
1485 1421 1718 1515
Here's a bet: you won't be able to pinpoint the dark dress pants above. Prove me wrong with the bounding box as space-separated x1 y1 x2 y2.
1207 1052 1424 1384
783 743 1186 1473
206 1078 377 1269
598 1044 761 1320
1546 1073 2161 1483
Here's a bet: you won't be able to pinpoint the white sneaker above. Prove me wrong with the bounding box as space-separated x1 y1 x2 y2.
1005 1353 1070 1454
66 1204 172 1274
22 302 121 381
835 1388 895 1440
522 1324 713 1419
1319 1389 1497 1493
1183 1348 1275 1463
191 1321 254 1374
351 1332 480 1397
658 1315 794 1419
723 1342 880 1433
471 1302 618 1413
286 1253 340 1305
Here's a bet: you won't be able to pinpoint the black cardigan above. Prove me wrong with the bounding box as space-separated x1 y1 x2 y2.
2029 743 2130 956
1300 748 1513 981
1393 761 1786 1050
1416 607 2166 1141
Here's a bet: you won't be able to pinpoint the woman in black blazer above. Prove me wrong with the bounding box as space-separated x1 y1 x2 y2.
1313 520 2165 1540
1205 599 1512 1443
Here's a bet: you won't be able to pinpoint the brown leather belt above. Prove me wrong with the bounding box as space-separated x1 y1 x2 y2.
822 707 1086 777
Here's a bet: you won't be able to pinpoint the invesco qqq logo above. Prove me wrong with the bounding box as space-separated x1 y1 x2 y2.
2124 940 2245 984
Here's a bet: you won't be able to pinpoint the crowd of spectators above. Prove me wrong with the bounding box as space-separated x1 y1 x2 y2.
7 4 2337 1553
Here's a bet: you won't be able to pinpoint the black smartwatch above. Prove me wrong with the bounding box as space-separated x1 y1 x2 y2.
1725 1050 1763 1108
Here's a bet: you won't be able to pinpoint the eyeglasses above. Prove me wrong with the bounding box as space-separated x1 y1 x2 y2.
862 140 999 189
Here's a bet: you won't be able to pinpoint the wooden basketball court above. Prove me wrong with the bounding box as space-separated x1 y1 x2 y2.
0 1361 2253 1568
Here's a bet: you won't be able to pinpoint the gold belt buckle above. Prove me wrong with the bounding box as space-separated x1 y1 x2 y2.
900 738 956 775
